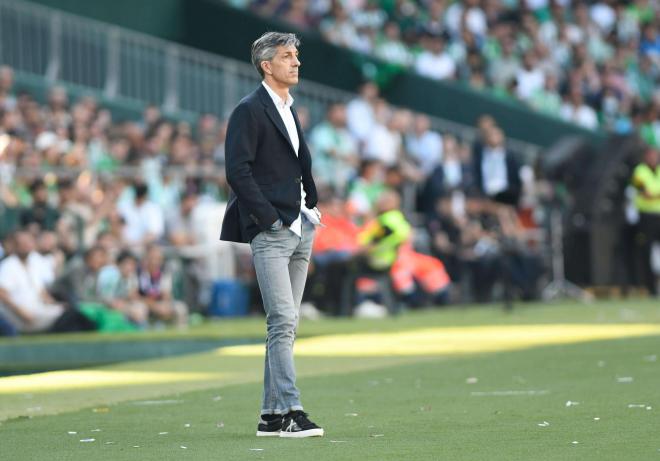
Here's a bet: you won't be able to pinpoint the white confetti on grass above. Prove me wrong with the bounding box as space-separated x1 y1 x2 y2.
643 355 657 362
566 401 580 407
617 377 634 383
628 404 646 408
216 422 225 428
571 441 579 445
132 400 183 406
67 431 77 435
105 442 116 445
537 421 550 427
184 423 191 428
80 438 95 443
91 429 101 432
212 396 223 402
158 432 169 435
250 448 264 451
180 446 187 449
344 413 358 417
471 390 549 397
594 417 601 421
466 377 478 384
370 434 385 438
330 440 347 443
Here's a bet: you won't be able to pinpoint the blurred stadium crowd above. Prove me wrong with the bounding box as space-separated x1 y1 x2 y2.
236 0 660 136
0 62 550 336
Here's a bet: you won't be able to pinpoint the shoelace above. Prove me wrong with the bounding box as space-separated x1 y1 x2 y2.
290 411 312 428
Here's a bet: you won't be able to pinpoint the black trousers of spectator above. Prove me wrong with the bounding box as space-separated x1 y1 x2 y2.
50 308 97 333
638 212 660 295
306 256 355 315
467 255 501 303
0 312 17 336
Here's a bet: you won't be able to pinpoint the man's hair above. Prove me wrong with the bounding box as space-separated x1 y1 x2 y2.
134 182 149 200
29 178 46 194
84 245 106 261
251 32 300 78
116 250 137 264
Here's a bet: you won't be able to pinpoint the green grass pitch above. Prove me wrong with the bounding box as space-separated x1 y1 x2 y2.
0 300 659 460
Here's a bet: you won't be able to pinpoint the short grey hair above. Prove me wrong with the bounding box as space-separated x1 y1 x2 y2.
251 32 300 78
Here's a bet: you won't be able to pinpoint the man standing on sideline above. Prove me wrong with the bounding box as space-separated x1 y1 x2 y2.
632 146 660 296
220 32 324 438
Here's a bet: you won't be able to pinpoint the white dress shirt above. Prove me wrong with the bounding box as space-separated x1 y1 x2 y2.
481 147 509 197
261 82 318 237
0 253 64 332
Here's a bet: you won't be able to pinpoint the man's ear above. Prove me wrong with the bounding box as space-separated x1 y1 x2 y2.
261 61 272 76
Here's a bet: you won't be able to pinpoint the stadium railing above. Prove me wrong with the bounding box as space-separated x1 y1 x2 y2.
0 0 541 160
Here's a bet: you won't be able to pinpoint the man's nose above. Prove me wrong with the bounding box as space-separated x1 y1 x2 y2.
293 56 301 67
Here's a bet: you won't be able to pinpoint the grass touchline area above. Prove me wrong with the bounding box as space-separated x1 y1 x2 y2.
0 300 658 460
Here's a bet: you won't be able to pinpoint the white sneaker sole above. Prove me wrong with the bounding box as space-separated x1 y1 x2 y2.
256 431 281 437
279 428 324 438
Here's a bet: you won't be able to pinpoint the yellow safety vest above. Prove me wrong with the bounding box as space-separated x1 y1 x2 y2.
632 163 660 214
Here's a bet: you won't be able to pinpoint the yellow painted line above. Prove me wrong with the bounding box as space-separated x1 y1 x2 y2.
3 324 659 397
0 370 225 394
217 324 660 357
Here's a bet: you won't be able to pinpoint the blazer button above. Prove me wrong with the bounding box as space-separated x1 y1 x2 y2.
296 200 301 206
295 178 301 183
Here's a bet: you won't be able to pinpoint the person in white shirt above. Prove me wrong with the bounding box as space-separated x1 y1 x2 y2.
560 89 599 130
516 52 545 101
364 107 408 166
346 82 379 144
415 34 456 81
219 32 324 438
475 128 522 206
118 182 165 246
0 231 64 333
405 114 443 176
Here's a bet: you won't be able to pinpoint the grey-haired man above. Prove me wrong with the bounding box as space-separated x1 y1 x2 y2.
220 32 324 438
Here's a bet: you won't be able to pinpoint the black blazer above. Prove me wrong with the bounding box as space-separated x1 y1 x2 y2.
220 85 318 243
473 146 522 207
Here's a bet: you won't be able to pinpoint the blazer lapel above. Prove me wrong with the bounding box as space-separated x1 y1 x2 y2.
258 85 296 156
265 105 296 155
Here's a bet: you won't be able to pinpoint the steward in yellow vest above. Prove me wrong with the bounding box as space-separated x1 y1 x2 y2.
631 146 660 295
357 190 411 271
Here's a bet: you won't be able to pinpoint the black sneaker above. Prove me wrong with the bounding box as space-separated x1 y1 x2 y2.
256 414 283 437
279 411 324 438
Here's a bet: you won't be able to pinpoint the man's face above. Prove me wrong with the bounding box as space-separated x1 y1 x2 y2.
263 45 300 87
33 186 48 204
119 258 137 277
14 233 34 260
645 149 659 167
86 250 107 272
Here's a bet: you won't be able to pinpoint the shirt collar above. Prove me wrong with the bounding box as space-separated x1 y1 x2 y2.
484 146 505 158
262 81 294 109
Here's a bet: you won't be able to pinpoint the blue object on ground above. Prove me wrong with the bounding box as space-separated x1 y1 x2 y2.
208 279 250 317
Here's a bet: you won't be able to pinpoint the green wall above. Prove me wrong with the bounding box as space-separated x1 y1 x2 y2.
27 0 184 41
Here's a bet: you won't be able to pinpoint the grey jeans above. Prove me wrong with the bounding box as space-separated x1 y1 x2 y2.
250 216 316 415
